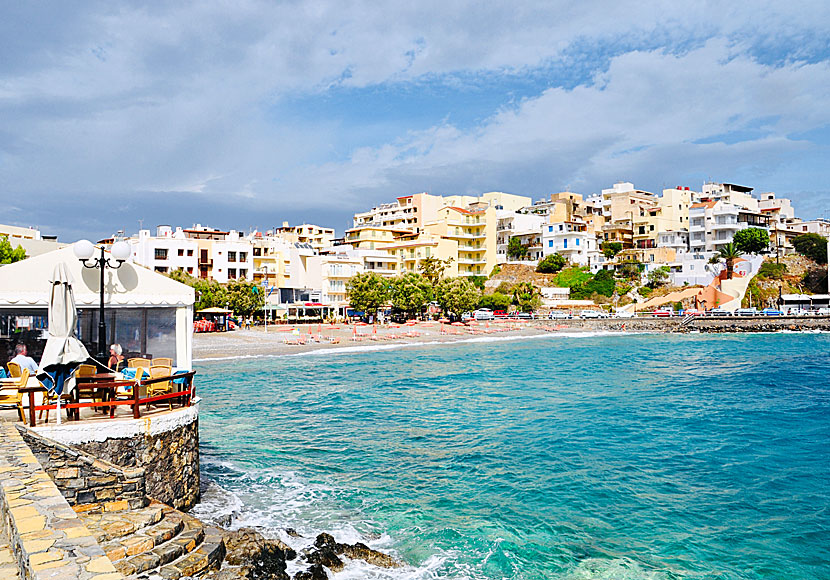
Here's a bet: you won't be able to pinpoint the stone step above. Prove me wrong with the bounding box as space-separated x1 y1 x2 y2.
114 512 206 577
155 526 226 579
102 505 185 561
77 503 165 543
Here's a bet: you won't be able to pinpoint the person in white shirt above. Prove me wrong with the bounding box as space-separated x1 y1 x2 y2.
10 344 38 374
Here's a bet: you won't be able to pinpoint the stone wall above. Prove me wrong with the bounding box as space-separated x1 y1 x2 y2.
18 426 146 509
74 418 200 511
32 406 201 512
537 315 830 333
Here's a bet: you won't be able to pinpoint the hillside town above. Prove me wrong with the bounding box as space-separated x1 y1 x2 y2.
2 180 829 319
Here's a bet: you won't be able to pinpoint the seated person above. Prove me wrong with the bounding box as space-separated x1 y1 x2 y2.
10 344 38 374
108 344 125 371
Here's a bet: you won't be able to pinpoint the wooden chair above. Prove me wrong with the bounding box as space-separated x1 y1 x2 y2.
0 369 28 422
7 362 22 378
40 376 73 423
151 358 173 367
147 365 173 410
76 364 97 377
128 358 152 369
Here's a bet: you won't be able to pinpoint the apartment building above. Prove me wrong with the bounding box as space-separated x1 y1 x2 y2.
688 200 769 254
273 222 335 251
496 212 545 261
384 234 460 277
541 220 600 265
600 182 658 249
632 187 694 250
130 225 253 282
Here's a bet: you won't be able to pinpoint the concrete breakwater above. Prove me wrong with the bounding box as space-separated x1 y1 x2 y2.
539 315 830 333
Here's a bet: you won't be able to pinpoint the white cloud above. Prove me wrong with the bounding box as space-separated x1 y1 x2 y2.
1 1 829 238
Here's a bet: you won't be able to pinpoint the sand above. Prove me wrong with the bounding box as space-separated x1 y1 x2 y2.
192 321 550 361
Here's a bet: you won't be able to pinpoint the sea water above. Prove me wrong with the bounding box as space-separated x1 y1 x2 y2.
191 332 830 579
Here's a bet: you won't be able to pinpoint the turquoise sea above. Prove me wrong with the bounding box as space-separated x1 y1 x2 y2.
191 332 830 579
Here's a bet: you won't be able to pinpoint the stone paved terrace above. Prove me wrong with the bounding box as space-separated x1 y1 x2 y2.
0 423 123 580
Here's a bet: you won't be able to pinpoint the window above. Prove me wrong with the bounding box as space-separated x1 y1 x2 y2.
564 239 568 248
187 267 193 274
154 248 168 260
239 269 247 278
253 248 261 256
548 226 553 232
187 249 194 257
227 251 237 262
154 266 168 273
576 238 580 246
548 240 553 247
228 268 237 279
239 252 247 262
177 249 184 256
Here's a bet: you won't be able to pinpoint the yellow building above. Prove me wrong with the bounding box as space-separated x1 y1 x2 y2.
632 187 694 249
274 222 335 251
385 235 460 277
343 226 411 250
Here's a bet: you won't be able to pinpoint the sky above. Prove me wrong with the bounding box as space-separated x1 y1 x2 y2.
1 1 829 242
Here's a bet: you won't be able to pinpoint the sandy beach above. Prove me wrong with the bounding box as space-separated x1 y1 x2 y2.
192 321 550 360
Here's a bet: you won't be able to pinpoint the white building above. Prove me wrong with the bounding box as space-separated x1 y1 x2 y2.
542 221 600 266
496 211 545 263
129 225 254 283
688 200 769 254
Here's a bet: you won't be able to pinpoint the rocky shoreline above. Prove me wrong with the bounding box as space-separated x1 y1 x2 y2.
204 527 400 580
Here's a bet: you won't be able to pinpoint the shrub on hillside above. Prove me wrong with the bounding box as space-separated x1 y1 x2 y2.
792 233 828 264
536 253 566 274
757 261 787 280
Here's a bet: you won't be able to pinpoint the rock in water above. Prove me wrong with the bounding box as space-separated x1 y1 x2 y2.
222 527 297 580
341 542 400 569
293 564 328 580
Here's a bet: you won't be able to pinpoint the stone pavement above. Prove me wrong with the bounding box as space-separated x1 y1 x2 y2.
0 423 123 580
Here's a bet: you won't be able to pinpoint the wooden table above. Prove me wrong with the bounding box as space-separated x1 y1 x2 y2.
74 374 135 419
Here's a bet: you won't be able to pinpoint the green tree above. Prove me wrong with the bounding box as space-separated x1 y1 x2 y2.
718 242 742 279
167 269 228 311
390 272 433 318
646 266 670 288
733 228 770 254
602 242 623 259
792 233 828 264
478 292 512 311
511 282 541 313
507 237 529 260
346 272 390 317
537 253 566 273
0 236 26 264
435 277 481 319
418 256 454 289
227 281 264 317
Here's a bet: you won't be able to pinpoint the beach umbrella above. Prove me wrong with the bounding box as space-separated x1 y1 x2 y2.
451 322 466 326
438 318 450 323
37 263 90 425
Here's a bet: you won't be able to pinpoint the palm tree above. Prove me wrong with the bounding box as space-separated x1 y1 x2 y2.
718 242 742 280
511 282 540 312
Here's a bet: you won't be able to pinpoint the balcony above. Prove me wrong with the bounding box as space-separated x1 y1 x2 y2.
448 232 486 239
457 257 487 265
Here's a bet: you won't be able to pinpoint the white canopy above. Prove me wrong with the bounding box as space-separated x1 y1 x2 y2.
0 246 194 308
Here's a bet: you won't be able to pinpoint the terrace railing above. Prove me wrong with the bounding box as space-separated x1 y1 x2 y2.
21 371 197 427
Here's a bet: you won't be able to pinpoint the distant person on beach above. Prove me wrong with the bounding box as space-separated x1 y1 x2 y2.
108 344 124 371
10 344 38 374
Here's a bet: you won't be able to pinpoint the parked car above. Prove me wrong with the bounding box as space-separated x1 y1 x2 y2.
761 308 783 316
816 307 830 315
579 310 608 319
474 308 495 321
653 308 675 318
734 308 759 316
785 308 811 316
493 310 508 318
515 312 533 320
706 308 729 316
682 309 704 316
549 311 572 319
613 309 635 318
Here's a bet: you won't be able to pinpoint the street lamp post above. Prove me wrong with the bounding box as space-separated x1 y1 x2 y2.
73 239 131 363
